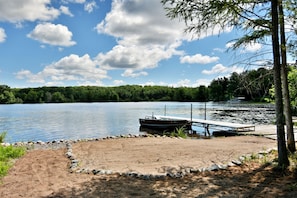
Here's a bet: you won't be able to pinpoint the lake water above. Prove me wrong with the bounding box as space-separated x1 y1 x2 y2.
0 102 272 143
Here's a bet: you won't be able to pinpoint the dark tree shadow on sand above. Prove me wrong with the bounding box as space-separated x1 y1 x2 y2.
45 163 297 198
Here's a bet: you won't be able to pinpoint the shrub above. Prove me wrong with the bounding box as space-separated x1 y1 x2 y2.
170 127 188 138
0 161 10 178
0 132 26 178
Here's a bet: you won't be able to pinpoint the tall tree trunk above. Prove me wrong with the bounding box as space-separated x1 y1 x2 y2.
279 0 296 152
271 0 289 167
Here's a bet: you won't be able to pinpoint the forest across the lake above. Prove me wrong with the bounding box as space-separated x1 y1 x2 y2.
1 67 297 109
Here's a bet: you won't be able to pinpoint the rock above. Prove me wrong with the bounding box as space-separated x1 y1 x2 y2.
239 156 246 161
232 160 242 166
65 151 72 157
208 164 220 171
166 172 175 178
184 167 191 174
92 169 99 175
105 170 113 174
218 164 228 170
190 168 200 173
141 175 151 180
36 141 44 145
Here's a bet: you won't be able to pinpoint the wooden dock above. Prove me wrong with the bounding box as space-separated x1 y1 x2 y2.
155 115 255 133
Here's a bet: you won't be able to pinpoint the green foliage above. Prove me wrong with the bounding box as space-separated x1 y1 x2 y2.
288 152 297 168
288 67 297 107
270 66 297 115
0 132 7 144
0 85 22 104
0 146 25 178
169 127 188 139
288 182 297 191
0 145 25 161
0 132 26 178
209 77 229 101
209 68 273 102
1 85 211 103
0 161 10 178
0 67 279 104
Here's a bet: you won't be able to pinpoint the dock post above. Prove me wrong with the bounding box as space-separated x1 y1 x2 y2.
204 102 206 120
190 104 193 122
204 102 208 136
190 104 193 134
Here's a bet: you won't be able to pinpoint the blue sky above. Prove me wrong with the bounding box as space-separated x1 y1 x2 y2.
0 0 285 88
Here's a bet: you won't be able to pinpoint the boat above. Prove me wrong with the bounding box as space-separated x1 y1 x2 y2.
139 115 192 131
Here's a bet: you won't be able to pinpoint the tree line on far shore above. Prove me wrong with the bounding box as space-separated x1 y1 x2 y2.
0 66 296 106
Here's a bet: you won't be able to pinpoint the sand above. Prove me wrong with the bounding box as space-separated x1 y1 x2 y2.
0 135 296 197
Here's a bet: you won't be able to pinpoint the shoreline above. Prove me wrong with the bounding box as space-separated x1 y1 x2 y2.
1 123 279 150
1 130 279 177
2 128 293 197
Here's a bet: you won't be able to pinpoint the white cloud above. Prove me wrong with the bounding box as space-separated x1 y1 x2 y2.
121 69 148 78
180 54 219 64
27 23 76 47
176 79 191 87
94 0 232 78
15 70 45 84
60 6 74 17
173 79 212 87
226 41 262 53
141 80 209 88
77 80 104 86
0 28 6 43
113 80 125 86
242 42 262 53
94 0 186 74
62 0 97 13
95 0 186 46
194 79 211 86
202 64 243 75
84 1 97 13
213 48 225 53
0 0 60 23
62 0 86 3
95 44 178 72
226 42 235 49
16 54 109 85
142 81 156 86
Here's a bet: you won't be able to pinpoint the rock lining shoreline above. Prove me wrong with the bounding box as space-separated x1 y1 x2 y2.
62 134 276 179
2 133 277 180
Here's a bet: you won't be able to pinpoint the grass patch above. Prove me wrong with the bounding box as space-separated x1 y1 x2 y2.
243 150 297 176
168 127 188 138
0 132 7 144
0 132 26 178
241 149 280 167
288 182 297 191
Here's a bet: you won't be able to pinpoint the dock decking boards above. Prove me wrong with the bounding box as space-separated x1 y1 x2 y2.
156 115 255 132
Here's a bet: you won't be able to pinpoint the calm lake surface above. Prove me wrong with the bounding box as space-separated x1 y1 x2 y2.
0 102 272 143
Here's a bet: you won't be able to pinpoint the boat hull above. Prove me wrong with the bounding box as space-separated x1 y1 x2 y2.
139 118 191 131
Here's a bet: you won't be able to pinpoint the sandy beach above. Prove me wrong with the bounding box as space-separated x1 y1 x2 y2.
0 132 296 197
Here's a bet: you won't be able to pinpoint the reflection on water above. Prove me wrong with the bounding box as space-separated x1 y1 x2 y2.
0 102 273 143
